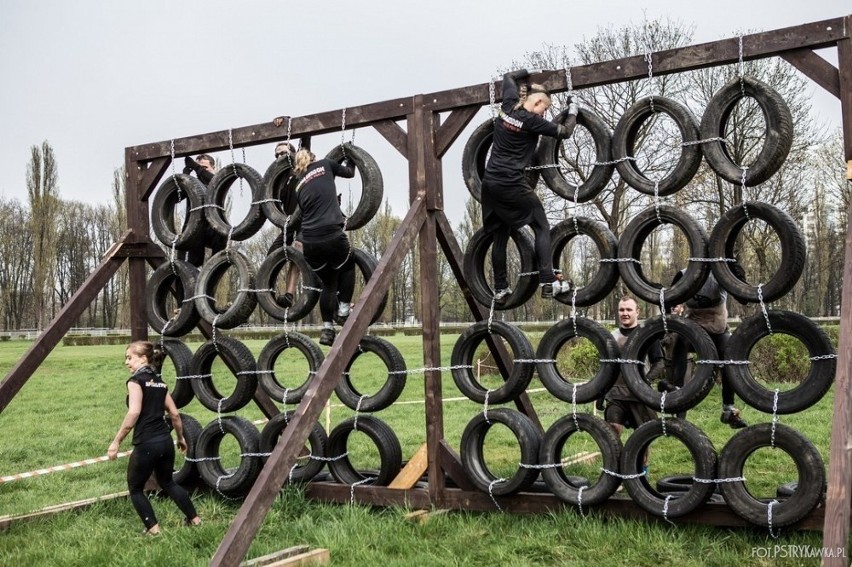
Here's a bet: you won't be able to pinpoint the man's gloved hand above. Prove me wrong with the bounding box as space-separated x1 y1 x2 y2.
184 156 201 172
506 68 530 81
182 166 193 175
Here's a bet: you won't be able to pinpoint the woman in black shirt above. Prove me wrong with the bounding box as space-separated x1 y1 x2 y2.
292 148 357 346
108 341 201 535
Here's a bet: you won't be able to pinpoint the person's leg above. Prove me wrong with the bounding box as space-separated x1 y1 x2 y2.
127 443 159 532
491 224 511 292
528 203 555 284
714 331 747 428
282 240 304 305
303 241 336 345
151 438 199 524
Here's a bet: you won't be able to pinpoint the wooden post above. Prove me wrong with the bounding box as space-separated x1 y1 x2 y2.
821 15 852 566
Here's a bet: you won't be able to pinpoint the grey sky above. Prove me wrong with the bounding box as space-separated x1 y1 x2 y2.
0 0 846 227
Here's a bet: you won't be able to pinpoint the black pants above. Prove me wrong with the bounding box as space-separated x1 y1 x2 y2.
302 232 356 323
127 437 197 530
491 204 554 289
671 330 736 406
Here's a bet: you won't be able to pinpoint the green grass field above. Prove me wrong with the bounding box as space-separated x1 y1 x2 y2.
0 332 840 566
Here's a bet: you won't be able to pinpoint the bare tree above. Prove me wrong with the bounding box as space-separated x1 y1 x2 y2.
27 141 60 330
0 198 33 329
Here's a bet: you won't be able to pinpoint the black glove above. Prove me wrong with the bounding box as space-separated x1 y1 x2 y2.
595 397 606 411
182 166 193 175
184 156 200 172
506 68 530 81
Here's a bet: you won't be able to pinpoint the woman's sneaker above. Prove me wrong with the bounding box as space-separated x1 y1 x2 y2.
319 328 336 346
493 288 512 305
720 408 748 429
541 280 570 299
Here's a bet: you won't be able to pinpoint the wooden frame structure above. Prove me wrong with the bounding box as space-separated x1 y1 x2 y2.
0 15 850 567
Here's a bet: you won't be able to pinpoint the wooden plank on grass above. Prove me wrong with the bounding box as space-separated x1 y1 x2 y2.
0 491 129 532
242 548 329 567
241 546 309 566
389 442 429 489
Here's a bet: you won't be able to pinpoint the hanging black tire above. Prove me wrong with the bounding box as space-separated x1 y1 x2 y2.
159 338 195 408
708 201 806 303
145 260 201 337
612 97 702 196
337 248 388 325
193 249 258 329
205 163 267 241
451 320 535 404
621 418 717 518
535 317 619 404
326 415 402 486
190 336 258 413
169 413 202 485
256 331 324 405
461 408 542 496
461 119 540 202
536 107 614 202
718 423 824 527
255 245 320 322
261 155 300 227
726 310 835 413
550 217 619 306
462 226 539 310
196 415 262 498
540 413 623 506
617 205 710 307
622 316 718 413
700 77 793 187
151 173 207 249
335 335 407 412
325 143 383 230
259 411 328 483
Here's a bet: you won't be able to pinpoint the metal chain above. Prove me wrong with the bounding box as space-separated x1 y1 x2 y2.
770 389 780 448
660 392 668 436
489 75 497 120
738 35 746 95
757 284 772 334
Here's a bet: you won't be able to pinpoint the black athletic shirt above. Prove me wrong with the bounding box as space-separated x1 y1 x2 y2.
297 158 355 241
126 366 170 445
483 73 560 186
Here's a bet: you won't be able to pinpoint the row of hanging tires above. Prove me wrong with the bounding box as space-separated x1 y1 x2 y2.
157 333 407 413
146 245 387 332
452 312 835 414
463 76 793 203
170 405 825 528
465 200 806 310
152 143 384 250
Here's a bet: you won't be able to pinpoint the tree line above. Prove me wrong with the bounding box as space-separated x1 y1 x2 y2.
2 19 848 332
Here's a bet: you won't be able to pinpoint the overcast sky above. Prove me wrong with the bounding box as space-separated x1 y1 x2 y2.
0 0 846 227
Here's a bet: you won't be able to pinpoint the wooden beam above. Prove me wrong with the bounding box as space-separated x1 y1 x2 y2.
822 15 852 565
132 97 415 161
434 105 480 158
438 440 475 492
0 237 132 414
780 48 841 98
372 119 409 159
242 546 330 567
388 443 429 489
136 156 171 202
0 491 130 532
210 196 428 567
421 17 849 111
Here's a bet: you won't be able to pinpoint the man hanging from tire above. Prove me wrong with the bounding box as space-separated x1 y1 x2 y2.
665 268 748 429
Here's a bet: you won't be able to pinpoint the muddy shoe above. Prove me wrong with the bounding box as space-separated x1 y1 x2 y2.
720 408 748 429
319 328 335 346
276 292 294 308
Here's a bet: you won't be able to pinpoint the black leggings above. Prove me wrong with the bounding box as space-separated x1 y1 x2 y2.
491 205 554 289
303 232 356 323
671 330 736 406
127 437 197 530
